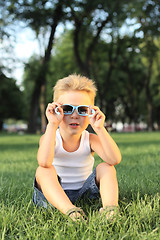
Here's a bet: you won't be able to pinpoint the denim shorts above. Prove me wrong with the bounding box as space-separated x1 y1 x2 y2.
32 167 100 209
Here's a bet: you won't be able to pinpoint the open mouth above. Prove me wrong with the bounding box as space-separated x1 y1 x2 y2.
69 123 79 126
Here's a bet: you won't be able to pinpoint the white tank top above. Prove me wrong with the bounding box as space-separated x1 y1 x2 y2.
52 129 94 190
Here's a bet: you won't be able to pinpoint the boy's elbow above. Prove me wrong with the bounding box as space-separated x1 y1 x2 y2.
38 162 52 168
115 153 122 165
37 159 52 168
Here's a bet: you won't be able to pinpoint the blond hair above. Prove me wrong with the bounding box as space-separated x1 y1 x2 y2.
53 74 97 103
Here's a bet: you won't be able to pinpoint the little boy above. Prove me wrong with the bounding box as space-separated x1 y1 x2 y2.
33 74 121 222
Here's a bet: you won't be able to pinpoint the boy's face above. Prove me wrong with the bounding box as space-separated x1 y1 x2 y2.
57 90 92 135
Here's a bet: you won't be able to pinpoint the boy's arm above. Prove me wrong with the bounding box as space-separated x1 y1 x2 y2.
37 103 63 167
89 106 121 165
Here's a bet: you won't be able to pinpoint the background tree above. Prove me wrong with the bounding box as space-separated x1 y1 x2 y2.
0 71 24 130
115 36 146 125
152 39 160 129
69 0 128 112
7 0 64 133
0 0 17 75
23 55 42 125
131 0 160 130
2 0 160 132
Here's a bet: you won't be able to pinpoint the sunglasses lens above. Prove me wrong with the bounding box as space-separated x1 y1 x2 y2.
62 105 73 114
78 106 89 115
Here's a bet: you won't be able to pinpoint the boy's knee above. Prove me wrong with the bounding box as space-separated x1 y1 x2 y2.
96 163 117 181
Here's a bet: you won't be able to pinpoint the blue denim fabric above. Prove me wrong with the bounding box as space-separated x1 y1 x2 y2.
32 167 100 209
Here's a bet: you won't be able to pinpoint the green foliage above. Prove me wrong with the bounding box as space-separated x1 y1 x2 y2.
22 31 79 106
0 72 24 125
5 0 61 29
46 31 80 101
1 0 160 130
23 55 42 118
0 132 160 239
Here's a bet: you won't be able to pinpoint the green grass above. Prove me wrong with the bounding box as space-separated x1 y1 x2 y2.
0 132 160 239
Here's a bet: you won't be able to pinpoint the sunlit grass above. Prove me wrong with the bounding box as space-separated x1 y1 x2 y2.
0 132 160 239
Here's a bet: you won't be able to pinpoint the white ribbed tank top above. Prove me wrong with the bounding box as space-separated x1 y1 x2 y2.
52 129 94 190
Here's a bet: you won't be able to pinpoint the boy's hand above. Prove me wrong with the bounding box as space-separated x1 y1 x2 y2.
46 102 63 126
89 106 105 130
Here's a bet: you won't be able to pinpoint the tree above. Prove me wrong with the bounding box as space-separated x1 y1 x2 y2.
0 71 24 130
4 0 160 131
115 36 145 124
23 55 42 122
152 39 160 128
66 0 132 113
130 0 160 130
0 0 17 75
6 0 65 132
25 2 64 133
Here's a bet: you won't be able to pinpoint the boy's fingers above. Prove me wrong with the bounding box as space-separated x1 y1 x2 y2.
55 105 64 116
89 106 105 124
57 106 63 115
88 107 92 115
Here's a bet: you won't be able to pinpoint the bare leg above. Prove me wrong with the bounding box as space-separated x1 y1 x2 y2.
96 162 118 207
36 166 75 214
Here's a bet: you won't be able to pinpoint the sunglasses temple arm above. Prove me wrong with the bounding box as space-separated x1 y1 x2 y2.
55 107 60 115
89 109 95 118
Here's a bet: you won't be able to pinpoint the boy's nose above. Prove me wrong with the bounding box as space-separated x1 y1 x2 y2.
71 109 79 118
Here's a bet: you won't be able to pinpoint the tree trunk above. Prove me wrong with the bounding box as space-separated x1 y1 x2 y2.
27 84 40 133
145 57 153 131
40 84 47 133
73 12 111 79
0 120 3 131
27 4 63 133
147 102 153 131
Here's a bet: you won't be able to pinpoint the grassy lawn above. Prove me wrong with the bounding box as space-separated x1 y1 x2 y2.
0 132 160 239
